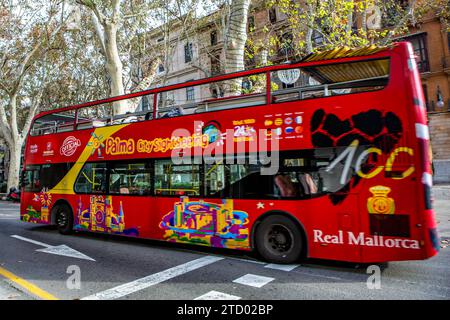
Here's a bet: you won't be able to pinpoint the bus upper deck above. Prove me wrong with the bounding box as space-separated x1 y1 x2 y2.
30 45 391 137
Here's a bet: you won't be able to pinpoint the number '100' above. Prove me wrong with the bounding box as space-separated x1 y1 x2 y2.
326 140 414 185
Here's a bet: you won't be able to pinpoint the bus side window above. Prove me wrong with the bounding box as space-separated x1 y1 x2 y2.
23 166 40 192
109 162 151 195
75 163 107 194
154 160 200 196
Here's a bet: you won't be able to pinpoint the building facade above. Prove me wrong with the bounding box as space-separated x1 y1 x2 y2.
398 12 450 183
136 2 450 182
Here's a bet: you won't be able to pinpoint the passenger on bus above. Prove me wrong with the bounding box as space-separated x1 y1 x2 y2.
274 174 297 198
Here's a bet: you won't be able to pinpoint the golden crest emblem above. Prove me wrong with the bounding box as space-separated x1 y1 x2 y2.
367 185 395 214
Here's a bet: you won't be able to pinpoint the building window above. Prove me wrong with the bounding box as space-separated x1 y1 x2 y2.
401 33 430 73
212 86 224 98
141 95 153 111
247 16 255 32
383 0 409 27
211 55 221 76
210 31 217 46
422 84 430 111
269 7 277 24
157 63 165 73
184 43 193 63
186 85 195 101
278 32 294 59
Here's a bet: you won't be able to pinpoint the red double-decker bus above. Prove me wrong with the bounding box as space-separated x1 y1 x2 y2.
20 42 439 264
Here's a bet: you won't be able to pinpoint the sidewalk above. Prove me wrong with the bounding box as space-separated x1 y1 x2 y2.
433 184 450 200
0 280 28 300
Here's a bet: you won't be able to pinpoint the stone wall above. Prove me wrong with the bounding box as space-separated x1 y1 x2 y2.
429 112 450 183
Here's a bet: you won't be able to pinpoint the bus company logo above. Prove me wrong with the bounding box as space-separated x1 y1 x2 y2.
43 142 54 157
367 185 395 214
60 136 82 156
30 144 38 154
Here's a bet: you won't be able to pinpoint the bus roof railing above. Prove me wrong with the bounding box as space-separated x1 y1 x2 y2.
32 44 394 125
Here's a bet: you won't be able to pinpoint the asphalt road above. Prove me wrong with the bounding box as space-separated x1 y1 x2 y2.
0 194 449 300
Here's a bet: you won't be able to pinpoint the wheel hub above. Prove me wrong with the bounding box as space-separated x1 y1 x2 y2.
267 225 293 254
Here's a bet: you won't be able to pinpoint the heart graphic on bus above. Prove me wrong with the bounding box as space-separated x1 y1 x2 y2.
310 109 403 205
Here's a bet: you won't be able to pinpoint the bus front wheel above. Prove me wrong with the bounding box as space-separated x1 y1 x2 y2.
255 215 303 264
53 203 73 235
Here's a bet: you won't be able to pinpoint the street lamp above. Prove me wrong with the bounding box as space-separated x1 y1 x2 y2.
436 85 444 109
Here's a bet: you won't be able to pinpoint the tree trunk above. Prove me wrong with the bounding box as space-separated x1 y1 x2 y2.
104 23 128 115
224 0 251 94
6 139 22 191
306 2 314 54
346 0 354 37
224 0 250 74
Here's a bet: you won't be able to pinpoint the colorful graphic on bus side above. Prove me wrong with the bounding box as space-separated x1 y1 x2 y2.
21 188 52 224
160 196 250 249
74 195 139 236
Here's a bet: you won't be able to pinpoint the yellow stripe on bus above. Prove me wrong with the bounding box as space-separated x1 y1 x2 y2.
0 266 59 300
50 124 129 195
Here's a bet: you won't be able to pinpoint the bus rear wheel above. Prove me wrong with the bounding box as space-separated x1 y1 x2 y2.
53 203 73 235
255 215 303 264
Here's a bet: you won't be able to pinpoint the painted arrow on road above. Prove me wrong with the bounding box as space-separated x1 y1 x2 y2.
11 235 95 261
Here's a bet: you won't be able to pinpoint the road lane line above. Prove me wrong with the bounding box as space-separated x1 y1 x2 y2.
264 263 299 272
82 255 224 300
195 290 241 300
233 274 275 288
0 266 58 300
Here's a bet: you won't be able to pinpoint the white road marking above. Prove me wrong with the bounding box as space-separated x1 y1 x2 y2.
81 255 224 300
264 263 299 272
195 290 241 300
233 274 275 288
224 256 266 265
10 235 95 261
11 235 49 247
36 245 95 261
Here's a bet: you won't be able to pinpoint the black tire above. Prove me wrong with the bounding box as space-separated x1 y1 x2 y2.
255 215 303 264
53 203 73 235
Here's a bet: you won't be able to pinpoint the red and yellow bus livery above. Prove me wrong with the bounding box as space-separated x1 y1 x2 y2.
21 42 439 263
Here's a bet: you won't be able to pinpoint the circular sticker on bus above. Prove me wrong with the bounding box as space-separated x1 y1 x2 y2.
274 118 283 126
60 136 81 157
203 121 221 143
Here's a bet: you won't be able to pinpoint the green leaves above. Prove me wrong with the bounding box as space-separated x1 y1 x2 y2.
266 0 438 58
